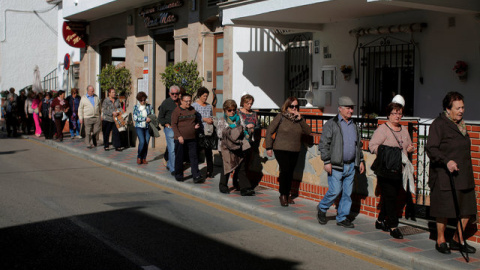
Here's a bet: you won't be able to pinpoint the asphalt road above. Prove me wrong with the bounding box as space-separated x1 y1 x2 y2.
0 137 399 270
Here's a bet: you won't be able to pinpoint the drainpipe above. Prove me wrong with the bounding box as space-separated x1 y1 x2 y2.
151 39 156 148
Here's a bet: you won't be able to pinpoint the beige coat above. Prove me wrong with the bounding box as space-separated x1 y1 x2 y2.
217 117 250 174
78 95 101 119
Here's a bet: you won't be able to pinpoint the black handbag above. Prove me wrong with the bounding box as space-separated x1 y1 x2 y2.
197 130 218 150
371 145 402 179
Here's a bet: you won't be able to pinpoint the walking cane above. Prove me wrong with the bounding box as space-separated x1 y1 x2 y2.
448 172 469 262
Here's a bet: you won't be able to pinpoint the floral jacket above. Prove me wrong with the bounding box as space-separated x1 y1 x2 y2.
133 103 154 128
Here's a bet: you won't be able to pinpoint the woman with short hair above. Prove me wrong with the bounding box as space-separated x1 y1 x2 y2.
192 87 215 179
369 100 415 239
265 97 311 206
217 99 255 196
171 93 203 183
133 92 154 164
426 91 477 254
102 88 123 151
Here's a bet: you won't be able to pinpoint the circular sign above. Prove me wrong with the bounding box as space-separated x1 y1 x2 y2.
64 53 70 70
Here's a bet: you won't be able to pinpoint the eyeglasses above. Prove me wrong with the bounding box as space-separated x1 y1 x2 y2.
139 99 146 102
289 105 300 109
182 100 192 103
390 112 403 116
170 92 179 96
226 109 236 112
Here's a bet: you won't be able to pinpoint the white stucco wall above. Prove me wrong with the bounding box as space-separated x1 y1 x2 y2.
232 27 285 109
0 0 58 92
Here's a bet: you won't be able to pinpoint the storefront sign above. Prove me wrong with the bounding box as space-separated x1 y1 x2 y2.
62 21 87 48
139 1 183 28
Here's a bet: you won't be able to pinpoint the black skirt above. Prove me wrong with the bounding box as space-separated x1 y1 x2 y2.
430 187 476 218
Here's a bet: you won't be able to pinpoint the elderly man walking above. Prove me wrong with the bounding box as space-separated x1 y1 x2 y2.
317 96 365 228
158 85 180 174
78 85 101 148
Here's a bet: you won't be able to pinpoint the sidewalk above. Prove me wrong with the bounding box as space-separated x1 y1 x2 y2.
24 134 480 270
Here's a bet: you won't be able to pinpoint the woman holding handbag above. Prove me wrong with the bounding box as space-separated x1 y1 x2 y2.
50 90 69 142
192 87 215 179
369 99 415 239
217 99 255 196
133 92 154 164
265 97 311 206
102 88 123 151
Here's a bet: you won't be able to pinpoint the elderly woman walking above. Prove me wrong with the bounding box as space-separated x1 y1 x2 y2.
102 88 123 151
192 87 215 179
369 99 415 239
265 97 311 206
133 92 154 164
217 99 255 196
426 91 477 254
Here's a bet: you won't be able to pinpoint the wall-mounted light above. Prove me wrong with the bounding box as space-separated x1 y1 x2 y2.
74 0 78 6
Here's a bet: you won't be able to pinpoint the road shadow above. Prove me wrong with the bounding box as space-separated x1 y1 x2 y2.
0 207 300 270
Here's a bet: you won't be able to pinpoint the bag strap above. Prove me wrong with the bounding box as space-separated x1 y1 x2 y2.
385 123 403 149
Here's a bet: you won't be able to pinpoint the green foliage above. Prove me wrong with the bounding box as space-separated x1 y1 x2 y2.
160 61 204 96
97 64 132 97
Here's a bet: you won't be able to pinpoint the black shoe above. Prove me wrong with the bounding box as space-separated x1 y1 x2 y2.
317 210 327 225
435 242 451 254
170 171 175 176
390 228 403 239
206 172 213 179
115 148 122 152
175 176 184 182
375 220 389 232
240 189 255 196
337 219 354 228
450 240 476 253
219 186 230 194
193 176 204 184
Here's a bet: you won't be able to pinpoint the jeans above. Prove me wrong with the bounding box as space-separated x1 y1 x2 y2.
318 163 355 222
136 127 150 159
164 127 175 173
174 139 200 179
69 118 80 137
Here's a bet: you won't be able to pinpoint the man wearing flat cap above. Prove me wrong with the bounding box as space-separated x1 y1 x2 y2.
317 96 365 228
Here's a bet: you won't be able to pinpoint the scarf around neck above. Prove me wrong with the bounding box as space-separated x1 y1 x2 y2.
445 110 466 136
282 112 300 122
226 113 240 128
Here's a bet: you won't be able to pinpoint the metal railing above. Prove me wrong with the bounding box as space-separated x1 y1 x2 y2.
42 69 57 91
257 110 379 140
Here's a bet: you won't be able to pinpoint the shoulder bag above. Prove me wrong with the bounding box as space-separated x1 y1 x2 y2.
262 115 283 148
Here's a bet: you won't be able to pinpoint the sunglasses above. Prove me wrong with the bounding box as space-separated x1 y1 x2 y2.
289 105 300 109
170 92 179 96
226 109 236 112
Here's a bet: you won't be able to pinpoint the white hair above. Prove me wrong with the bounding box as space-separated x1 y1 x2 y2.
169 85 180 93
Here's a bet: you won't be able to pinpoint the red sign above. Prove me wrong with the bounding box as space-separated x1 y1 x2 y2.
64 54 70 70
62 21 87 48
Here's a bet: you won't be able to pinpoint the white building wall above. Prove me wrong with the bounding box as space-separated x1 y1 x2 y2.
232 27 285 109
0 0 58 92
313 10 480 120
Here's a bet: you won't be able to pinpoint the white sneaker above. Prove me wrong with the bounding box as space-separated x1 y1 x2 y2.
76 135 83 139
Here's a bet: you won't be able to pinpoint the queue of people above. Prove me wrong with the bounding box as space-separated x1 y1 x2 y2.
5 85 476 253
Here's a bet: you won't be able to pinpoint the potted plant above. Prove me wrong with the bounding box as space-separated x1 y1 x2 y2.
98 64 132 106
453 60 468 82
160 61 204 96
340 65 353 81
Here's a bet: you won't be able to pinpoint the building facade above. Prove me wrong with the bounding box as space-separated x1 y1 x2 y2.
220 0 480 120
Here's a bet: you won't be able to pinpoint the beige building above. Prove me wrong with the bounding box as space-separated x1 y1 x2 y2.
63 0 225 147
